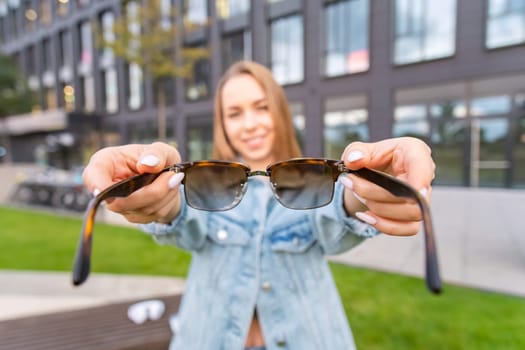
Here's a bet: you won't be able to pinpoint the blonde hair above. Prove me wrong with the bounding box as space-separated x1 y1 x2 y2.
212 61 302 162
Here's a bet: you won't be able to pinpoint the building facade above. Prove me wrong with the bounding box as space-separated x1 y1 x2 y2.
0 0 524 188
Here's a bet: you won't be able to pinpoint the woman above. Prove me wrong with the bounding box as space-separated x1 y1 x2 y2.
83 61 435 350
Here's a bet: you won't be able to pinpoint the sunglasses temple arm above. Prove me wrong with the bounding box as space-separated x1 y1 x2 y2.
348 167 442 294
416 195 442 294
72 196 101 286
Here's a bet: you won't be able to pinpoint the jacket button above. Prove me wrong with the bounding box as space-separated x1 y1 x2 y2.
261 281 272 291
217 229 228 240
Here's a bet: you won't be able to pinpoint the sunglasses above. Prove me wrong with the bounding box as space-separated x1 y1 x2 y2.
72 158 441 294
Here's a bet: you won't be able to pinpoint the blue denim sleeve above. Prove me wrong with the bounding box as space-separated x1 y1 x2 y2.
138 186 208 252
310 181 380 255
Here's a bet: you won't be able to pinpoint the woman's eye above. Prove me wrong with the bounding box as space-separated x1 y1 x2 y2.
227 112 240 118
257 105 268 111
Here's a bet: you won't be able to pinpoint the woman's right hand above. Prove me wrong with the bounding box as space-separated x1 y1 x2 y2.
82 142 184 224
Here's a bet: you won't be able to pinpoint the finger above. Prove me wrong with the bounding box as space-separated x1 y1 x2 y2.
136 142 181 173
343 174 407 204
354 211 422 236
107 171 181 213
82 144 148 193
364 200 422 222
120 190 180 224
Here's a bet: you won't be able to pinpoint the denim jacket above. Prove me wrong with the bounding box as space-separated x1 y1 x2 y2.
140 177 379 350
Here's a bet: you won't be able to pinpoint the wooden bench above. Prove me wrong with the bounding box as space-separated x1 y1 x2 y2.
0 294 181 350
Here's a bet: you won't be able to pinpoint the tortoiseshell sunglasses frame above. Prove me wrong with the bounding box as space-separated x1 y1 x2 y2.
72 158 441 294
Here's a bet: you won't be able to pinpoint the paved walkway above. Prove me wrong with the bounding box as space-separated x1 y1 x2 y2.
1 163 525 321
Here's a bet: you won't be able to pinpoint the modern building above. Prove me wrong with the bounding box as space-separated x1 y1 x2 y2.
0 0 524 188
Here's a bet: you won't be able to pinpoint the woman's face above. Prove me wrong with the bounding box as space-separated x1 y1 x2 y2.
221 74 276 170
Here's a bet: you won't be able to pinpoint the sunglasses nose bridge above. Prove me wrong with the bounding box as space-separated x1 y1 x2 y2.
248 170 270 177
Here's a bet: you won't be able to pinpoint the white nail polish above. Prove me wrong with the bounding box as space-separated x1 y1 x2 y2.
347 151 364 162
419 188 428 198
353 192 367 205
355 212 377 225
168 173 185 189
339 176 353 190
93 188 100 197
140 155 160 167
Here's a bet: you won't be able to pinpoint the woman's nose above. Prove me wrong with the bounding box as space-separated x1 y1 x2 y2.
242 110 257 128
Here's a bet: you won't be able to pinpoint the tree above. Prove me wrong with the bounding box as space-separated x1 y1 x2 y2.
0 54 35 162
95 0 209 141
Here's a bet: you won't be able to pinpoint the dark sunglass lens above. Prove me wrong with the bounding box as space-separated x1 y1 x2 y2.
184 164 247 210
271 162 334 209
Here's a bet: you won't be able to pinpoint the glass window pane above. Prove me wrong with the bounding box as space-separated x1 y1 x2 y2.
128 63 143 110
324 0 369 77
103 67 119 114
216 0 250 19
184 0 207 25
185 45 210 101
271 15 304 85
432 119 466 186
470 95 512 116
187 123 213 160
290 102 305 153
394 0 456 65
393 104 429 138
222 31 251 71
324 96 369 159
486 0 525 48
430 101 467 118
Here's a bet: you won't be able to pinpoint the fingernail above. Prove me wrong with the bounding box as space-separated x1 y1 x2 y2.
419 188 428 198
140 155 160 167
339 176 353 190
353 192 367 205
168 173 185 189
93 188 100 197
355 212 377 225
347 151 364 162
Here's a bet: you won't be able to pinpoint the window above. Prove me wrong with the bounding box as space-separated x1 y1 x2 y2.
486 0 525 48
187 123 213 160
394 0 456 64
23 0 36 32
78 20 95 112
393 105 429 139
324 96 369 159
185 44 210 101
290 102 305 152
271 15 304 85
430 101 467 185
57 0 70 17
184 0 207 25
324 0 369 77
99 11 115 66
216 0 250 19
40 0 51 25
222 31 251 71
127 63 144 110
102 67 119 114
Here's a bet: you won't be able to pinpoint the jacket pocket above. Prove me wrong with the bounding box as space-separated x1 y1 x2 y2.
207 213 251 246
269 217 316 253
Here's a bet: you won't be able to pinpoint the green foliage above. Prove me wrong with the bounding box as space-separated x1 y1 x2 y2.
94 0 208 80
0 55 33 118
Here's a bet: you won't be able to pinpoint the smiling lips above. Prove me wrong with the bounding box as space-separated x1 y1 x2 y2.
243 134 268 149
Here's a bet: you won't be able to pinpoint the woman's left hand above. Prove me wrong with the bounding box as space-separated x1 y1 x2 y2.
340 137 435 236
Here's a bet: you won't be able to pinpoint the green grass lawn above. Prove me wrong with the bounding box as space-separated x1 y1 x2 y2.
1 205 525 349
